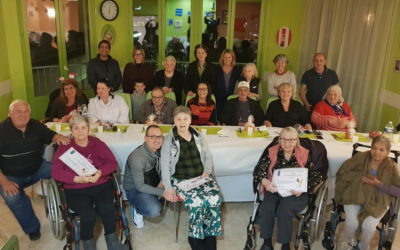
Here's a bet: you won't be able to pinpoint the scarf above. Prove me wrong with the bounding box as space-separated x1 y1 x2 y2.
325 99 348 117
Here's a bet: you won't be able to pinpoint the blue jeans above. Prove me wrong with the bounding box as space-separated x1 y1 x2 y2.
0 161 51 234
125 186 161 217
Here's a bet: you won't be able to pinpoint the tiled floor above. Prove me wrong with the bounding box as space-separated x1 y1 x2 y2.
0 195 399 250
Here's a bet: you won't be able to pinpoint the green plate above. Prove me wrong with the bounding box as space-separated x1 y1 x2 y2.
142 125 172 134
193 126 222 135
236 129 269 138
50 123 70 132
331 132 371 142
93 125 128 133
298 133 317 139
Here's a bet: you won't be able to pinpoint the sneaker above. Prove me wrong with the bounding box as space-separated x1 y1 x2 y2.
132 207 144 228
28 229 41 241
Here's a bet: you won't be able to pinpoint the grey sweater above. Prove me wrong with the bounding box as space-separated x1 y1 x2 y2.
160 127 214 190
136 98 176 124
123 143 164 196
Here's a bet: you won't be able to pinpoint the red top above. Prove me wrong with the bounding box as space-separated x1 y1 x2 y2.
188 99 216 125
52 136 118 189
311 100 355 131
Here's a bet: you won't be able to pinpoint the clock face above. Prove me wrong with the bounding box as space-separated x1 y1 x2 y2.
100 0 119 21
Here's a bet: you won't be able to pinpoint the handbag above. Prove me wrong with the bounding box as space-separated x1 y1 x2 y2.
144 167 160 187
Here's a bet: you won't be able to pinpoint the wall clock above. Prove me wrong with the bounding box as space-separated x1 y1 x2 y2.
100 0 119 21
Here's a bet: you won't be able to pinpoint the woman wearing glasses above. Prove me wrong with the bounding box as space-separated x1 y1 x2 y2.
253 127 325 250
122 46 155 94
187 82 217 125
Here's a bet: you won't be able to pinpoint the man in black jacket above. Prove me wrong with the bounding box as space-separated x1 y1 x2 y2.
87 40 122 92
221 81 265 126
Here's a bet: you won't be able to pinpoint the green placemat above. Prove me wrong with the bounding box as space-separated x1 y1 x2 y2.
50 123 70 132
331 132 371 142
142 125 172 133
236 129 269 138
298 133 317 139
193 126 222 135
93 125 128 133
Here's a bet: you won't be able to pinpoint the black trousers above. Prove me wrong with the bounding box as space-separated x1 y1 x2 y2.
65 181 116 240
259 192 308 244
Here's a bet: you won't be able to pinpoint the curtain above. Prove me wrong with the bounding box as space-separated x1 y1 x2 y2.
298 0 399 132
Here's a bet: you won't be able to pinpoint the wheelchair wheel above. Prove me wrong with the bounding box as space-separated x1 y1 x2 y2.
309 183 328 243
243 226 256 250
46 178 66 240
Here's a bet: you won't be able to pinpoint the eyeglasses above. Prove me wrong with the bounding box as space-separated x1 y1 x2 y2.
280 138 297 143
152 95 163 99
146 135 164 140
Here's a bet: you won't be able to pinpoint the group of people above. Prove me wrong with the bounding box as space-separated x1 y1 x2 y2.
1 41 397 250
48 40 356 134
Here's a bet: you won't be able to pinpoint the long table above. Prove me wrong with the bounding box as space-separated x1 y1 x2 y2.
49 124 400 202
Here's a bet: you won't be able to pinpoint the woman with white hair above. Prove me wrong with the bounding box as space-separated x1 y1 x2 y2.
266 54 297 98
235 63 262 100
151 55 184 104
311 84 356 131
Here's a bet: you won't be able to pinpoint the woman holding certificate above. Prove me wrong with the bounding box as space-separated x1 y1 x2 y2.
335 136 400 250
253 127 325 250
52 115 127 250
160 106 222 250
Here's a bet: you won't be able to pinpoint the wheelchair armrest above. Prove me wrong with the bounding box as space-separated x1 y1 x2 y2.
311 180 325 194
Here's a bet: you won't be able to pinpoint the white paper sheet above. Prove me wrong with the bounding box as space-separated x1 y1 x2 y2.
176 177 212 192
59 147 98 176
272 168 308 197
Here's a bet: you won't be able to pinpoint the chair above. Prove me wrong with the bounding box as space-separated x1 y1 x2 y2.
265 97 278 111
45 173 132 250
184 94 217 106
115 92 133 121
245 136 329 250
0 235 19 250
146 91 176 102
322 143 400 250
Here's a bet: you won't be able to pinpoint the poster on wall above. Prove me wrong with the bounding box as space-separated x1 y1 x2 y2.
174 20 183 30
101 24 116 44
276 26 292 48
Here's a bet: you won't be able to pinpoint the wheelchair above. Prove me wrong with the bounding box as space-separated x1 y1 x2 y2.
244 136 329 250
45 173 132 250
322 143 400 250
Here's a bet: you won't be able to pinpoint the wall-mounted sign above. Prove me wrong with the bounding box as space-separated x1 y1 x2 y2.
176 8 183 17
276 26 292 48
101 24 116 44
174 20 183 30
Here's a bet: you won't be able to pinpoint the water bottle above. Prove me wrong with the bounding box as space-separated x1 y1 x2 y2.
345 121 356 139
384 121 394 141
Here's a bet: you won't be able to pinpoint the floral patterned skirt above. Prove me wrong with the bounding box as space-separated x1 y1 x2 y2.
171 177 223 239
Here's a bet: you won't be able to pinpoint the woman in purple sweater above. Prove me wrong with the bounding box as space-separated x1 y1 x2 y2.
52 115 127 250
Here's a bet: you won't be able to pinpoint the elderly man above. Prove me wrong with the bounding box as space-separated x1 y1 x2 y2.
221 81 265 126
136 87 176 124
123 125 171 228
87 40 122 91
300 52 339 112
0 100 70 240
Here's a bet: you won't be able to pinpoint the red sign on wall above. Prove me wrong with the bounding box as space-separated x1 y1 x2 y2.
276 26 292 48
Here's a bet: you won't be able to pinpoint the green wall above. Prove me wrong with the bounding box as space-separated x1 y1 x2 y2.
133 0 158 16
165 0 191 40
380 9 400 130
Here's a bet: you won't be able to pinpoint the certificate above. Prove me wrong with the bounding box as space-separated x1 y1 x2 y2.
272 168 308 197
176 177 212 192
59 147 97 176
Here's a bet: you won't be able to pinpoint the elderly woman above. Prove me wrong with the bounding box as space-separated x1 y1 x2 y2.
122 46 155 94
49 79 88 122
336 136 400 250
264 83 311 130
161 106 222 250
185 44 217 96
88 80 129 124
187 82 217 125
311 85 356 131
52 115 127 250
235 63 262 100
151 55 184 105
215 49 242 119
266 54 297 98
253 127 325 250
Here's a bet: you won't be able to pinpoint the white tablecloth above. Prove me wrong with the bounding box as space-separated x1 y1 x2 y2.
52 124 400 202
